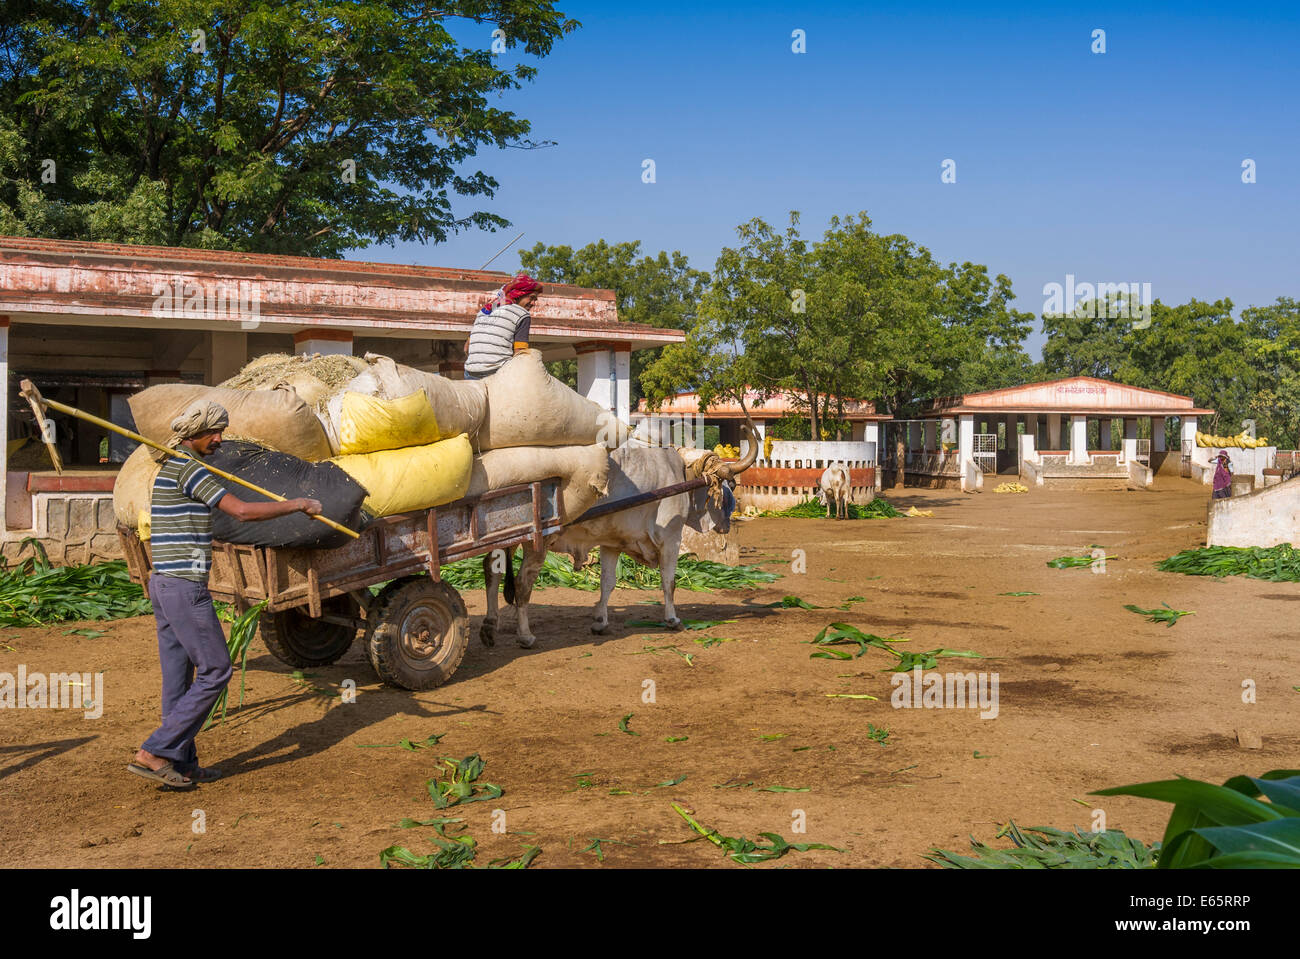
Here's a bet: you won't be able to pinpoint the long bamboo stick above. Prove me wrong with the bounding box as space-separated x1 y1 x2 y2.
18 380 359 539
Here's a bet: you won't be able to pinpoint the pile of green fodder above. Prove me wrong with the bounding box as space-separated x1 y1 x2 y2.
437 551 780 593
765 496 902 519
927 822 1158 869
0 542 151 627
1157 544 1300 582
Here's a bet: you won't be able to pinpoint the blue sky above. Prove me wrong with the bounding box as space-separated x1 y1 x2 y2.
354 1 1300 358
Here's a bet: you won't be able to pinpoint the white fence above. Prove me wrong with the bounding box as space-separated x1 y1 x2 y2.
763 440 876 469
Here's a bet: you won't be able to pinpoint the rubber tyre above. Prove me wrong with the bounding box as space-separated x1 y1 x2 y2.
258 594 361 668
365 578 469 690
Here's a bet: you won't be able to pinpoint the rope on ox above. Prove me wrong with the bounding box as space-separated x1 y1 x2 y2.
677 448 728 508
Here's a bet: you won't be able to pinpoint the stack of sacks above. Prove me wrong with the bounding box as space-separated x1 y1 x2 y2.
113 380 335 533
116 347 631 533
321 350 623 523
128 382 332 460
326 389 473 517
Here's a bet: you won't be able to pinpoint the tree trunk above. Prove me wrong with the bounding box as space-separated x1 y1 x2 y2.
895 427 905 490
805 386 819 442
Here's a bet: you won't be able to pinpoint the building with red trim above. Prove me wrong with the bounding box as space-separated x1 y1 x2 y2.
0 237 683 561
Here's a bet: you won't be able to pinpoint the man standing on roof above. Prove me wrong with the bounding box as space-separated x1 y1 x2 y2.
463 274 544 380
128 400 322 790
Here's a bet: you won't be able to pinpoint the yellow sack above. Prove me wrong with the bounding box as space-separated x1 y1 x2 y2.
338 389 441 455
332 434 472 516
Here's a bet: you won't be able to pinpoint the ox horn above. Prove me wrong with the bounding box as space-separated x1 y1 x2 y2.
717 415 760 480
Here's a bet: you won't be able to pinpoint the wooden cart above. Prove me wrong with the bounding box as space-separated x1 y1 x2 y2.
118 479 562 691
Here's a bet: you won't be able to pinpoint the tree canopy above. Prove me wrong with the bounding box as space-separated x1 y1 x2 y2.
642 211 1037 438
0 0 578 256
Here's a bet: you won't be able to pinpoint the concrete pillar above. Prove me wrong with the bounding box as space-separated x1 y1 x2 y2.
294 329 353 356
208 331 248 384
575 343 630 426
959 414 975 463
1153 417 1166 452
1048 413 1062 450
1182 417 1198 451
924 420 937 452
1024 414 1039 450
1099 418 1111 450
576 345 611 410
612 346 630 426
959 414 976 492
1069 414 1088 464
851 421 865 442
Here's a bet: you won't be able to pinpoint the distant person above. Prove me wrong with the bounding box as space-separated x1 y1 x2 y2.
128 401 322 790
1212 450 1234 499
463 274 543 380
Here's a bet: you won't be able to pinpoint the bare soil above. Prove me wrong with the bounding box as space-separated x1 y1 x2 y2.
2 480 1296 869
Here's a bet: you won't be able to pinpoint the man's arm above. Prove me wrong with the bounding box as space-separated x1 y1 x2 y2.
217 495 322 523
512 311 531 353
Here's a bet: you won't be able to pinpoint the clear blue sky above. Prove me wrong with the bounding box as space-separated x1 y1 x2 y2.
354 1 1300 359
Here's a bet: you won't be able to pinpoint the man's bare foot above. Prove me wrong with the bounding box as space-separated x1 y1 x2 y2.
132 748 167 772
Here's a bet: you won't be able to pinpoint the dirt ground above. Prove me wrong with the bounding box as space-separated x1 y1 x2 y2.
3 479 1297 869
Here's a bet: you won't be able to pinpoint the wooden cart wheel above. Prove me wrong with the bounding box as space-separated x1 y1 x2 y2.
259 594 361 668
364 577 469 690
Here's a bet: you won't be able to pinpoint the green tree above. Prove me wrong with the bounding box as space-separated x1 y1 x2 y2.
643 211 1035 438
0 0 578 255
642 213 821 434
517 239 708 402
1241 297 1300 448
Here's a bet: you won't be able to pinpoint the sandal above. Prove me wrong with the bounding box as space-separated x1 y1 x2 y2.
183 765 223 783
127 760 196 790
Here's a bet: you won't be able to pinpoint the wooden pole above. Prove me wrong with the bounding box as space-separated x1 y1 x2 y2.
18 380 359 540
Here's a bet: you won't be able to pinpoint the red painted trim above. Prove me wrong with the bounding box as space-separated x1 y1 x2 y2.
27 472 117 493
573 339 632 355
294 328 353 343
737 467 875 487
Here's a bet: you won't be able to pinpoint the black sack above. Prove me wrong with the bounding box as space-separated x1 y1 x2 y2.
202 441 368 549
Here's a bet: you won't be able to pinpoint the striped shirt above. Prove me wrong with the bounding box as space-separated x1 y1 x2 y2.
150 457 228 582
465 303 531 376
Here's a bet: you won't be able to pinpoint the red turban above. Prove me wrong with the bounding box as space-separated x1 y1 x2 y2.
482 274 543 313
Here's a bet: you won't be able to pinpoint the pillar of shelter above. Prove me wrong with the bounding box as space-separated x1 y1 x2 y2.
208 331 248 384
1024 413 1039 449
1048 414 1062 451
924 419 937 452
1152 417 1166 451
1099 418 1111 450
576 342 632 427
1069 415 1089 464
294 329 353 356
959 414 975 463
1004 414 1017 452
1125 417 1137 440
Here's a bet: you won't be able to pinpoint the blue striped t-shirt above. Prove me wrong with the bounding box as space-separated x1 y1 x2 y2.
150 457 228 582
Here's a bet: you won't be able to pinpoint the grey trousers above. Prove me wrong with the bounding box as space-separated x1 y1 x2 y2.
141 573 232 769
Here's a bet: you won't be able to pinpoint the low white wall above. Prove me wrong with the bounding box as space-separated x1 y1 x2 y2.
764 440 876 468
1207 477 1300 547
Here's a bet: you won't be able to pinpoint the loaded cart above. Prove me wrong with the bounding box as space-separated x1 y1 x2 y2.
118 479 563 691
